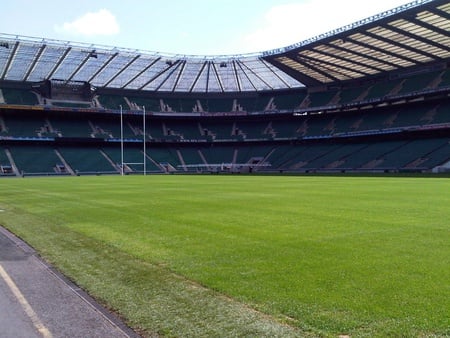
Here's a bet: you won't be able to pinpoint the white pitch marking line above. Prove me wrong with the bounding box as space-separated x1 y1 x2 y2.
0 263 53 338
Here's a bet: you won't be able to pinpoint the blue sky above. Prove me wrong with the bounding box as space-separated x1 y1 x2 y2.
1 0 414 56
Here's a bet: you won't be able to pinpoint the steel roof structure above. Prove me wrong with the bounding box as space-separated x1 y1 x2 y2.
264 0 450 86
0 0 449 93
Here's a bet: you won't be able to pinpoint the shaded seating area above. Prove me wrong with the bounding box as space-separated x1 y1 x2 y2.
7 145 65 175
1 88 39 105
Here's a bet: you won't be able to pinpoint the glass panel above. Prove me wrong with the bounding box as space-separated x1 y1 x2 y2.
0 42 14 78
389 20 450 51
156 62 184 92
51 49 86 80
349 33 414 67
239 59 270 90
139 59 175 91
28 46 66 81
275 56 333 83
173 60 203 92
90 53 136 87
216 61 239 92
108 55 156 88
72 52 111 83
5 43 39 80
193 62 211 92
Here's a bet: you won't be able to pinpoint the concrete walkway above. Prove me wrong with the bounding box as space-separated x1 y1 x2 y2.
0 226 140 338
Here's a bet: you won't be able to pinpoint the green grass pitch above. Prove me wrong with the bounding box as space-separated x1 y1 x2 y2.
0 175 449 337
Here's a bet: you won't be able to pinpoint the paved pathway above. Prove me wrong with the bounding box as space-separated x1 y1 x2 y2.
0 227 139 338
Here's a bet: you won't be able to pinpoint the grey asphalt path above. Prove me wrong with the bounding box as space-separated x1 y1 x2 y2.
0 279 41 338
0 226 140 338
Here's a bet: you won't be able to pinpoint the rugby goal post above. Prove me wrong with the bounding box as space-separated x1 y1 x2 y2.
120 105 147 176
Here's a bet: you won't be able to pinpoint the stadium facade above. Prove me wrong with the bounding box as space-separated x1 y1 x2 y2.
0 0 449 176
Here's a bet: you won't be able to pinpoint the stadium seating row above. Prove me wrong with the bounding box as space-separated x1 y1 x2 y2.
2 137 449 176
1 101 449 141
0 67 449 176
1 68 449 113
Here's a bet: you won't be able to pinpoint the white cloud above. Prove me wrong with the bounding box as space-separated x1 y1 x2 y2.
55 9 120 36
237 0 413 53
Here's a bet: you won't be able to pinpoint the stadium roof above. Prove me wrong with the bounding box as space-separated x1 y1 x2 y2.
264 0 450 86
0 0 449 93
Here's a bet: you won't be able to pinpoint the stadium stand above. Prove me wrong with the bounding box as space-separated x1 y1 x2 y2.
7 145 65 175
58 147 117 175
1 88 39 105
0 0 449 175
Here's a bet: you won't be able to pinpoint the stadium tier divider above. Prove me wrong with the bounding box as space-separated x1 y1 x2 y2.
50 101 93 108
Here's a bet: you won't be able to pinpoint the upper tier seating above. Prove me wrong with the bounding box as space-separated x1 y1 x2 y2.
97 95 128 110
1 88 39 105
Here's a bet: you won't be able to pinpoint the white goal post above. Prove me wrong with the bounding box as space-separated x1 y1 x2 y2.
120 105 146 176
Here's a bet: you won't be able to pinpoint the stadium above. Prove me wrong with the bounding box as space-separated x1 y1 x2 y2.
0 0 449 337
0 0 449 175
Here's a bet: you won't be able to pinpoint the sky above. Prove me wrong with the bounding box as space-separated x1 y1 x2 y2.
1 0 415 56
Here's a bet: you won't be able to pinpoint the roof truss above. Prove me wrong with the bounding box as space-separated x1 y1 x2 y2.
0 0 448 91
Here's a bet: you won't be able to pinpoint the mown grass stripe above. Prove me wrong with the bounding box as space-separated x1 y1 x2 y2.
0 175 448 337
